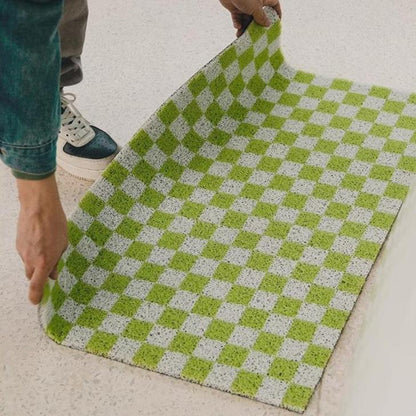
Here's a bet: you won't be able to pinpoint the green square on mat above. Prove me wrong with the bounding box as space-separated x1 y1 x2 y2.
146 284 176 305
233 231 261 250
253 332 283 354
325 202 351 219
205 319 235 341
259 273 287 294
169 332 200 355
188 72 208 96
210 192 235 208
180 201 205 219
202 241 229 260
123 319 153 341
76 307 107 329
67 221 84 246
274 296 302 317
321 308 349 329
385 182 409 199
189 155 213 172
239 307 269 329
130 130 153 156
310 230 336 250
158 100 180 125
192 296 222 317
157 130 180 156
183 101 203 126
116 218 143 240
226 285 255 305
370 165 394 181
229 165 253 181
341 173 366 190
125 241 153 260
158 307 188 329
268 357 299 382
355 240 381 260
247 252 273 271
69 281 97 305
339 274 365 295
108 190 135 215
278 242 305 261
169 252 197 272
160 159 184 180
298 165 323 181
282 192 307 209
93 249 121 271
287 319 317 342
218 345 249 367
190 221 217 239
340 222 366 238
79 192 105 217
140 188 165 209
86 331 118 356
295 212 321 229
213 263 242 283
132 161 157 184
66 250 90 278
111 296 142 317
282 384 314 410
133 343 165 369
51 283 66 311
315 139 338 154
148 211 175 229
313 183 337 200
302 344 332 367
101 160 129 186
292 263 319 283
182 357 213 383
180 273 209 294
343 92 366 106
183 130 204 152
231 370 264 397
306 285 335 306
324 252 351 271
135 263 164 282
101 274 130 294
158 231 186 250
46 314 73 343
218 148 242 164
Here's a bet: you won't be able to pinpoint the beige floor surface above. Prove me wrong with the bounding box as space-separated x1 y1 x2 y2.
1 1 416 415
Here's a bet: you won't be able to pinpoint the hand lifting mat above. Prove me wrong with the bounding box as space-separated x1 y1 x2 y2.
39 8 416 413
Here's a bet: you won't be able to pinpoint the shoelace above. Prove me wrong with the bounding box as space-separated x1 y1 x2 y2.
60 92 95 147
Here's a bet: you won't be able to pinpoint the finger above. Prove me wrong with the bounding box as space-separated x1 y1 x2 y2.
231 12 242 29
50 264 58 280
28 266 49 305
25 264 34 280
264 0 282 19
252 6 270 27
237 14 253 37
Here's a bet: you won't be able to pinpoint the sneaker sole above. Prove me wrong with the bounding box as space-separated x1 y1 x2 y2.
57 137 119 181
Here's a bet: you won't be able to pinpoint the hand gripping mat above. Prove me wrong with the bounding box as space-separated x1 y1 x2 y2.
39 8 416 413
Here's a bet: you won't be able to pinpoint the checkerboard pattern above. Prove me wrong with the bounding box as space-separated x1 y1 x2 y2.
39 8 416 413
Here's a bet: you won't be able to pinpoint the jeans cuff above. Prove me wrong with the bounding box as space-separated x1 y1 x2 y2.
0 139 57 177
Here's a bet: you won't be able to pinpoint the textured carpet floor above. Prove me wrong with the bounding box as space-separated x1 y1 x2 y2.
39 8 416 413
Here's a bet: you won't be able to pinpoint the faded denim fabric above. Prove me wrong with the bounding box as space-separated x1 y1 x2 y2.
0 0 63 178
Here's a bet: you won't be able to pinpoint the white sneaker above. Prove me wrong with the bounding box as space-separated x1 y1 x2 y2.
57 92 120 181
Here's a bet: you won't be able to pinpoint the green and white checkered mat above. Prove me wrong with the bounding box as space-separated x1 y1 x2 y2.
39 8 416 413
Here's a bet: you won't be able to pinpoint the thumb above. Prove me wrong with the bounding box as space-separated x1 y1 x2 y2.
252 6 270 27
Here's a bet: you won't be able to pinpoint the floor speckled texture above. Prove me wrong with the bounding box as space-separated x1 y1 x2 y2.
1 1 416 415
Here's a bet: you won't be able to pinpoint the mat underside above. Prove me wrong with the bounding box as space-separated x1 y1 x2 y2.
39 8 416 413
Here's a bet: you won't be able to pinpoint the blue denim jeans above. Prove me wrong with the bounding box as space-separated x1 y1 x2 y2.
0 0 88 179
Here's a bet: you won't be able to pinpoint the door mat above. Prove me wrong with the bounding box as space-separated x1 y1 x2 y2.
39 8 416 413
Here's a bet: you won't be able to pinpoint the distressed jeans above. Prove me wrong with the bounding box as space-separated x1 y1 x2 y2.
0 0 88 179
